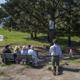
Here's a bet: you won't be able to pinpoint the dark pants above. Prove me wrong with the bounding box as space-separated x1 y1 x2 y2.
52 56 60 75
13 53 17 63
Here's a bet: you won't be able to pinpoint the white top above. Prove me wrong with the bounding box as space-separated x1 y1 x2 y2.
28 49 37 59
49 20 54 29
49 43 62 57
69 49 73 53
21 49 28 55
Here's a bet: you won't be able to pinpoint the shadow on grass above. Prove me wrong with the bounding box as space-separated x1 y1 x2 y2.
24 35 80 48
58 38 80 47
31 65 44 69
63 67 80 72
63 55 80 60
24 35 49 43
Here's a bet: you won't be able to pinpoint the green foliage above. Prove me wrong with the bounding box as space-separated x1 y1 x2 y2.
0 7 8 19
0 0 80 39
1 0 63 31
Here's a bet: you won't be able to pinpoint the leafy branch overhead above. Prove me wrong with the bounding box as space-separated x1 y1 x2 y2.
0 0 80 34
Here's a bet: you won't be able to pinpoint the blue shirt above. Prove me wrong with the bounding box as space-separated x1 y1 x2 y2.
49 44 62 57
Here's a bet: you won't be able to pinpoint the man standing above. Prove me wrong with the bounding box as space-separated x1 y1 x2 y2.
49 39 62 75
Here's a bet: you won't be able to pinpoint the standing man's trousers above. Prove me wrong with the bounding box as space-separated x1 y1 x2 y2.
51 55 60 74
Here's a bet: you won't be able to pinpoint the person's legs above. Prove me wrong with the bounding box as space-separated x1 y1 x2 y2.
52 56 56 75
56 56 61 75
13 53 17 63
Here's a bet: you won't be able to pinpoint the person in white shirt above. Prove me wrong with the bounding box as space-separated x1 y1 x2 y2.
21 46 28 55
49 39 62 75
28 46 38 65
69 48 73 57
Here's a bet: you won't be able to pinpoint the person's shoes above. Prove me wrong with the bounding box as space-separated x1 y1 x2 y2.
57 72 61 75
53 71 56 75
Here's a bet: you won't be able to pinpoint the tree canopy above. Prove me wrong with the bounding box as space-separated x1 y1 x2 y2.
0 0 80 41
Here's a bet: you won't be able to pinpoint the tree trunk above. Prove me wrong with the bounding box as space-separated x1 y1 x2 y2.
30 31 34 39
68 26 71 47
34 31 37 39
48 19 56 44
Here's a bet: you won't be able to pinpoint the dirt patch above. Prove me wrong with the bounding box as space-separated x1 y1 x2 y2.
0 64 80 80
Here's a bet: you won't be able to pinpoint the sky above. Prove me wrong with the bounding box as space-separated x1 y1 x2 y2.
0 0 6 4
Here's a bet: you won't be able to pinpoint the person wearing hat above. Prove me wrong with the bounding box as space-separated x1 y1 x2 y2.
49 39 62 75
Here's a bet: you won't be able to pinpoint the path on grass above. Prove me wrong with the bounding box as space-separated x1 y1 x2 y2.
0 64 80 80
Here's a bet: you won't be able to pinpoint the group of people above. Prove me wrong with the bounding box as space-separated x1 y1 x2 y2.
3 39 71 75
2 40 63 75
2 44 39 64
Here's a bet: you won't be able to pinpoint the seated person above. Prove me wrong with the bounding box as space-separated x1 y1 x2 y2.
14 46 21 55
2 45 12 53
13 46 21 63
2 45 12 63
28 46 38 65
21 46 28 55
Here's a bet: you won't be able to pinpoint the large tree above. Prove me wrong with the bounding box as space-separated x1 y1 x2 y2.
1 0 80 43
1 0 63 39
0 6 8 23
59 0 80 46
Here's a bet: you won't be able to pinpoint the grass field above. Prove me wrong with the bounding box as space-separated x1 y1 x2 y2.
0 29 49 46
0 29 80 48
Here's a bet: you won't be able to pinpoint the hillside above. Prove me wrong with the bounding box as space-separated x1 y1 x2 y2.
0 29 48 46
0 29 80 49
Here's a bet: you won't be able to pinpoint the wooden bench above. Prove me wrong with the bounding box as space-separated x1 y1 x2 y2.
16 54 32 64
1 53 14 64
1 53 45 67
16 54 44 67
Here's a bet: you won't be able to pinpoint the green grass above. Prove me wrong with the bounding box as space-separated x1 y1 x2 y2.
54 58 80 66
0 29 80 47
58 35 80 50
61 59 80 65
0 29 49 46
